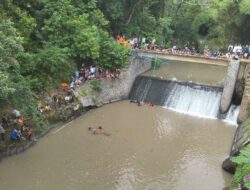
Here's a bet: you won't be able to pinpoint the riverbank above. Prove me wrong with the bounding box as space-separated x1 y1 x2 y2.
222 118 250 189
0 56 151 161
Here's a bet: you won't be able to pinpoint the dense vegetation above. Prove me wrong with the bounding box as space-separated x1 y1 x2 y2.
231 117 250 189
98 0 250 49
0 0 130 128
1 0 250 188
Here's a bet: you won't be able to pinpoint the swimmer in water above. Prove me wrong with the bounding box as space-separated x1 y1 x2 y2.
88 126 111 136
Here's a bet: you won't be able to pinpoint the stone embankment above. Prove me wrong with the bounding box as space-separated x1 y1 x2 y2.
77 57 151 107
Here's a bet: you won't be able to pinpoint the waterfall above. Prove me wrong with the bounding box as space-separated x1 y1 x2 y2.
223 105 240 124
163 83 222 118
130 76 239 124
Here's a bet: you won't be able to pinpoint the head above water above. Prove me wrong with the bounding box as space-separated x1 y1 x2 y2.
98 126 102 130
88 127 92 131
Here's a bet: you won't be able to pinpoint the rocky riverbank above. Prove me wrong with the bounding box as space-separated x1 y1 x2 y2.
0 56 151 161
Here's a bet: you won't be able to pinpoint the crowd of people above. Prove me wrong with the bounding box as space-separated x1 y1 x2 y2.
37 63 122 117
123 35 250 60
66 64 121 93
226 44 250 59
0 109 32 143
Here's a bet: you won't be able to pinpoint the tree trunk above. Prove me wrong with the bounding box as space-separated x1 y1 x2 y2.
125 0 143 25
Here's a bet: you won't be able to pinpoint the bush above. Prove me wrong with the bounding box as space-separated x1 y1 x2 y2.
90 79 101 92
231 144 250 189
98 31 130 71
151 58 162 70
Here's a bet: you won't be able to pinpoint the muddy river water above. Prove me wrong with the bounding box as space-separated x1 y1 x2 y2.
143 60 227 87
0 101 235 190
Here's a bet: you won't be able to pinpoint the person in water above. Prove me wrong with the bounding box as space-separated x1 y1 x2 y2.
88 126 110 136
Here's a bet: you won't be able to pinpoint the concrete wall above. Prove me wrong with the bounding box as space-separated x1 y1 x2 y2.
220 60 240 113
77 57 151 107
238 64 250 122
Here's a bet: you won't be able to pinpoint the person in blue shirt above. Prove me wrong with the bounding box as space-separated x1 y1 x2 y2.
10 129 20 141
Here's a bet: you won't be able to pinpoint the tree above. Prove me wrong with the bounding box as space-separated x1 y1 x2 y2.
98 31 130 71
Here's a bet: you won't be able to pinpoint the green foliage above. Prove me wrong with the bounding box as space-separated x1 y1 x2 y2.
0 71 16 100
0 17 46 131
231 163 250 189
98 0 250 47
232 146 250 165
98 31 130 71
0 19 23 60
40 0 100 61
18 46 74 91
151 58 162 70
239 0 250 15
231 144 250 189
0 18 23 106
90 79 102 92
231 117 250 189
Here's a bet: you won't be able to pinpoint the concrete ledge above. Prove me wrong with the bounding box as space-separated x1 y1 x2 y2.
136 49 229 66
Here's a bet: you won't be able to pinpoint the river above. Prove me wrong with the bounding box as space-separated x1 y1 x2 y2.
0 101 235 190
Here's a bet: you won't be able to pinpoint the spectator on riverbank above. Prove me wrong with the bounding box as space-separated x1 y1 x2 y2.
243 45 249 59
10 128 20 142
45 104 51 112
13 109 21 118
2 115 10 128
17 118 24 132
23 126 32 141
115 68 121 78
0 124 5 141
65 95 72 104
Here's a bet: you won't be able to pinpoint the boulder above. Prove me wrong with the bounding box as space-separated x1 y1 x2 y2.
222 157 237 174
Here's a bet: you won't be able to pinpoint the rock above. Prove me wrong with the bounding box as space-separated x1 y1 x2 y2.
232 79 245 105
222 157 237 174
81 96 95 107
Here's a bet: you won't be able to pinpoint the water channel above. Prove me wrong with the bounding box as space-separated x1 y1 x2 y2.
143 60 227 87
0 101 235 190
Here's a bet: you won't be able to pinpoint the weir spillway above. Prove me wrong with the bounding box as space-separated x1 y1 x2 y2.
130 76 239 124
